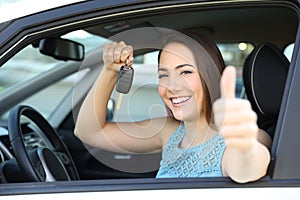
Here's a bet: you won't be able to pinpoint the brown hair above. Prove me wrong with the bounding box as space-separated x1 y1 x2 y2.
158 32 225 124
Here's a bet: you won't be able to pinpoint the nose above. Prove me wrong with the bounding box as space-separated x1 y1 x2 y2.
166 74 182 93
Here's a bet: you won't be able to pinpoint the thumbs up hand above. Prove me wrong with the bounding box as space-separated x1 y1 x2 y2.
213 66 258 153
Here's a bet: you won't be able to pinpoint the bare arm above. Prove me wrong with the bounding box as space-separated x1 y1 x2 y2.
74 41 174 153
222 129 271 183
214 66 271 183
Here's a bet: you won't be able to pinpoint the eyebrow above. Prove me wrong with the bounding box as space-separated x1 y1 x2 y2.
158 64 195 72
175 64 195 70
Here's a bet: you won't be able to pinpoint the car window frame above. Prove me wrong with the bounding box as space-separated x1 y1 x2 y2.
270 17 300 179
0 0 300 195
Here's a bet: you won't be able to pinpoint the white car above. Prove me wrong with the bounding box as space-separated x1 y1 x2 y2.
0 0 299 199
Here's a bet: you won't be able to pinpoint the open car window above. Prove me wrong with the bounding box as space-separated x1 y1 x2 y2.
0 2 299 196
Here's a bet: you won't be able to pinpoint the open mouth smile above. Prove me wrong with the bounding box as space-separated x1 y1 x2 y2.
170 96 191 107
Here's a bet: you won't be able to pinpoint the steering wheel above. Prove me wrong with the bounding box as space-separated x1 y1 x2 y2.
8 105 79 182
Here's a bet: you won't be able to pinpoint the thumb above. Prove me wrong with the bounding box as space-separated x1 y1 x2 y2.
220 66 236 99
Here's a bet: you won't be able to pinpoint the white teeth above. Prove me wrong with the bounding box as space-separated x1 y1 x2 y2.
171 96 191 104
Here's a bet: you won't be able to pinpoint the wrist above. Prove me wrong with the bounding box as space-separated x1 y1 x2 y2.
235 141 267 164
225 141 270 183
94 65 119 88
103 65 119 78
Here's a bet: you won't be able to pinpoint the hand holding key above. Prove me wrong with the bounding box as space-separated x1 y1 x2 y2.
213 66 258 153
103 41 134 94
103 41 133 72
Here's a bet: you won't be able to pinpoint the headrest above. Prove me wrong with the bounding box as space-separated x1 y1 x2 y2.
243 42 290 118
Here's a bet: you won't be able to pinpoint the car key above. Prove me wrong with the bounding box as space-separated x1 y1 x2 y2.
116 61 134 94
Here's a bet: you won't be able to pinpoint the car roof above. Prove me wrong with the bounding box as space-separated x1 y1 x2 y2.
0 0 85 23
85 4 298 49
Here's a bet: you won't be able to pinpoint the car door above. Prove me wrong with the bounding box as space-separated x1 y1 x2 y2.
1 0 300 199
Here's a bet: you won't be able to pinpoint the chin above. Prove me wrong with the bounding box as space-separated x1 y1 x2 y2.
172 110 199 122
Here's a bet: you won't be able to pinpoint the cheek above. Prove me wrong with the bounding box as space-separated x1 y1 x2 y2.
188 76 204 103
158 84 166 98
187 74 202 90
158 82 172 108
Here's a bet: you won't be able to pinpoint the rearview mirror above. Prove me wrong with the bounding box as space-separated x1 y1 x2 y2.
39 38 84 61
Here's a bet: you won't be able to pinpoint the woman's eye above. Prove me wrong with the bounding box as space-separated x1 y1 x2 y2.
158 74 168 79
181 70 192 75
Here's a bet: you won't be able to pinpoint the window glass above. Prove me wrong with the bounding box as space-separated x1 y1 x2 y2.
13 73 77 119
0 30 106 120
284 43 294 62
218 43 254 98
0 46 60 92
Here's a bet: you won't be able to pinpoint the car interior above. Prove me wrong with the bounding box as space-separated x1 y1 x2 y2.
0 2 298 183
243 42 290 139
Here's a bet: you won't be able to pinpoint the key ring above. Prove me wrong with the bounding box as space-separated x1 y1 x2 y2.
124 58 132 69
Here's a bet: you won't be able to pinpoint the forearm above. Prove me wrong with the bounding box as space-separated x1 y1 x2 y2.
92 68 118 127
74 67 118 141
225 141 271 183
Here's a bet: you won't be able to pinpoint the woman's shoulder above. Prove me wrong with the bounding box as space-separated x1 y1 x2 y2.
134 116 180 147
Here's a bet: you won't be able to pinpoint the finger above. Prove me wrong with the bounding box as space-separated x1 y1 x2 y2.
113 42 127 63
103 43 112 63
106 42 118 64
120 45 133 64
126 55 134 67
214 111 257 128
220 123 258 139
213 98 252 113
220 66 236 99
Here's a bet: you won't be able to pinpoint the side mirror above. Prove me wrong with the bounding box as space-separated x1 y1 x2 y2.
39 38 84 61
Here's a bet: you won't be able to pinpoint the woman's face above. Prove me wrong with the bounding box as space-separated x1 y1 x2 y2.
158 42 204 122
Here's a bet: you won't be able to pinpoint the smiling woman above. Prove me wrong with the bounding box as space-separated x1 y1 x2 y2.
74 29 271 183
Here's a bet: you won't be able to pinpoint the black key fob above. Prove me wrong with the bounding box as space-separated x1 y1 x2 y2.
116 65 134 94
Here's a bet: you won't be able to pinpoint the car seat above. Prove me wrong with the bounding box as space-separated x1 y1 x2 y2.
243 42 290 139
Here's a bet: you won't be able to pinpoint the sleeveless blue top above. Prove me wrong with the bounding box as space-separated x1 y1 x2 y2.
156 123 226 178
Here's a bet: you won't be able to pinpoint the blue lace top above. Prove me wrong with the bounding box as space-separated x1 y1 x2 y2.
156 123 226 178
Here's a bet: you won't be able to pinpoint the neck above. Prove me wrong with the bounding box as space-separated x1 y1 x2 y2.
180 118 217 149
